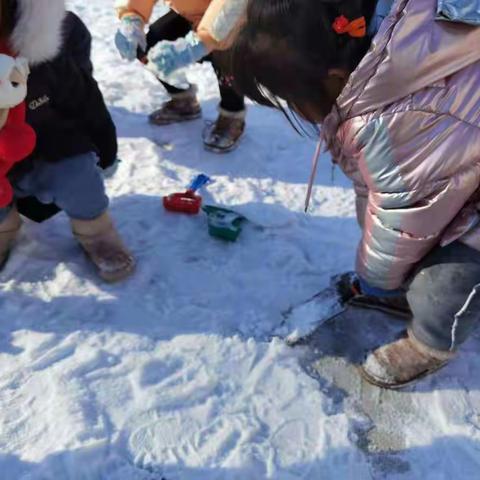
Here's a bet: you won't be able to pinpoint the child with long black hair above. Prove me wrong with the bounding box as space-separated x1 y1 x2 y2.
229 0 480 388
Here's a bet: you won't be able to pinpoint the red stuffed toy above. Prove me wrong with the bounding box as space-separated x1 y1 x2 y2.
0 54 36 207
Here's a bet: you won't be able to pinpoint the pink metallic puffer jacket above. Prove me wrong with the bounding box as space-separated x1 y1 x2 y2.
322 0 480 290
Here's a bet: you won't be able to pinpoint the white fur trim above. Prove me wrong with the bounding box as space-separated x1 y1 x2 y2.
218 106 246 119
169 84 198 99
10 0 66 65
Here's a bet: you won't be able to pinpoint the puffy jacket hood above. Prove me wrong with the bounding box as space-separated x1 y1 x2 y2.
10 0 66 64
334 0 480 121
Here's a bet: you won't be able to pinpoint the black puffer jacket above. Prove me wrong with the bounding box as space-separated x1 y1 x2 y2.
12 11 117 222
24 11 117 167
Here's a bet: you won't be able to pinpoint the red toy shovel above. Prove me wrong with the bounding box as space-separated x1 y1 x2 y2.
163 174 211 214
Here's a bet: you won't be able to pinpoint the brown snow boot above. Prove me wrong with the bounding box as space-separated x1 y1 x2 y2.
0 208 21 269
149 85 201 125
203 108 246 153
72 212 135 283
359 329 455 389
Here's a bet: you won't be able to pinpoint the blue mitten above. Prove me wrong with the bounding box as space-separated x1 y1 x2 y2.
358 277 404 298
147 31 208 78
115 15 147 61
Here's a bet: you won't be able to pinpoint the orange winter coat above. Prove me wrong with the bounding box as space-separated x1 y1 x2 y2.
115 0 246 51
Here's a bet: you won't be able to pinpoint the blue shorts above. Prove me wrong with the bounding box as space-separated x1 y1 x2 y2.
1 152 109 222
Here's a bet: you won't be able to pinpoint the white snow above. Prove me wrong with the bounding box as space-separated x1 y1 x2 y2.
0 1 479 479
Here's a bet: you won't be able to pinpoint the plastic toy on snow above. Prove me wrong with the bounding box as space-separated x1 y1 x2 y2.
202 205 245 242
163 174 211 214
163 174 247 242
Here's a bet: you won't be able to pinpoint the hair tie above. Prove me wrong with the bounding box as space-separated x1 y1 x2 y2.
332 15 366 38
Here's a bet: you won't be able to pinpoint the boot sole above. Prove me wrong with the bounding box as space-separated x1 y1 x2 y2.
99 259 136 284
348 296 412 320
79 245 136 284
203 143 240 154
357 361 449 390
203 133 244 154
149 112 202 126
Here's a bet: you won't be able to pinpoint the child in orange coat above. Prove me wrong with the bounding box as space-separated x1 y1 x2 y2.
115 0 248 153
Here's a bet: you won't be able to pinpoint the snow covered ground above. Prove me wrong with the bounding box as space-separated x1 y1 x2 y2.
0 1 479 479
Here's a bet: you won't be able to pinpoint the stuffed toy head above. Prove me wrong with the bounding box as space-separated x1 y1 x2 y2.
0 54 29 111
0 53 35 207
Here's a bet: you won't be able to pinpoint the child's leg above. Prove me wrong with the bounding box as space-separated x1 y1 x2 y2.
203 57 246 153
18 153 135 282
360 241 480 388
213 66 245 114
407 241 480 352
19 153 109 221
145 10 201 124
0 206 21 268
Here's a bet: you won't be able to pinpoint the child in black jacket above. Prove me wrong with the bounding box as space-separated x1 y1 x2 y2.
0 3 135 282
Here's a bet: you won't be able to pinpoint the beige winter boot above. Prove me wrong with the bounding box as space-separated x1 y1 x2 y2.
203 108 246 153
149 85 201 125
71 212 135 283
359 329 455 389
0 208 21 269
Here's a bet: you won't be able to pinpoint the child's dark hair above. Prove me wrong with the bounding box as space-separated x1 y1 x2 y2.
231 0 376 128
0 0 17 39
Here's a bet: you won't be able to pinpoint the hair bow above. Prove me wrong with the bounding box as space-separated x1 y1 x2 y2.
332 15 367 38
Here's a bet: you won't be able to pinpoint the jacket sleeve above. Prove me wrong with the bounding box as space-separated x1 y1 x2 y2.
76 74 118 169
196 0 247 51
115 0 158 22
341 111 480 290
56 13 117 168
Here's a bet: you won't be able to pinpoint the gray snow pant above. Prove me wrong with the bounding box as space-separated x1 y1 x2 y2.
0 152 109 222
407 241 480 352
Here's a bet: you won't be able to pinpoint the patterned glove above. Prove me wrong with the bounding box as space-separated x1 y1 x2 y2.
115 15 147 61
147 31 208 78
